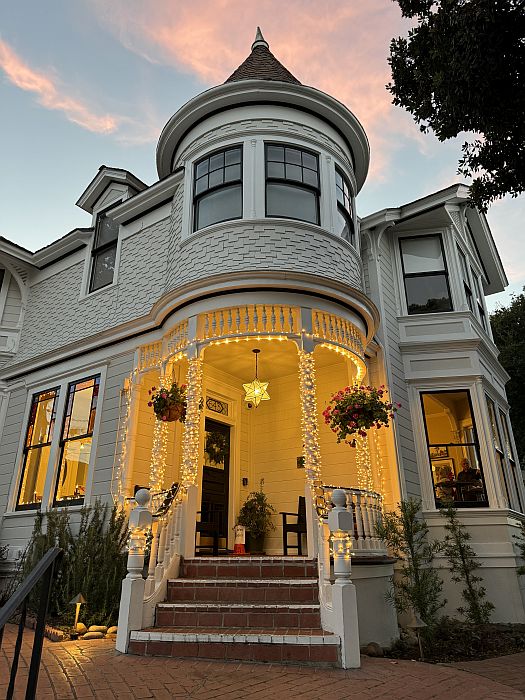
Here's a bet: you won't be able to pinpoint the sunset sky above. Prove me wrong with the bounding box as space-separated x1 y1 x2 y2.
0 0 523 309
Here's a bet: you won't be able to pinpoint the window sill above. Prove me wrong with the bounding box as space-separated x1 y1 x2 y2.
79 279 118 302
4 504 87 518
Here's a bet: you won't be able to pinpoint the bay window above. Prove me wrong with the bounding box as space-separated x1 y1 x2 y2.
420 390 488 508
265 144 320 225
486 396 511 507
400 235 452 315
16 388 60 510
193 146 242 231
458 247 474 313
499 408 523 512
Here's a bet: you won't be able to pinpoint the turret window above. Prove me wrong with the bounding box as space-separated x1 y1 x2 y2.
335 167 355 245
265 144 320 225
193 147 243 231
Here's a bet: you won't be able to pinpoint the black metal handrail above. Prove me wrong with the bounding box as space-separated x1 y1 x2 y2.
0 546 63 700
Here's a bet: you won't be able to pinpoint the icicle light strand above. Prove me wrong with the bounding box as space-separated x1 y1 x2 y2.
180 357 203 487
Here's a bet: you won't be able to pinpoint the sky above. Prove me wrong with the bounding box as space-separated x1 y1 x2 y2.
0 0 523 311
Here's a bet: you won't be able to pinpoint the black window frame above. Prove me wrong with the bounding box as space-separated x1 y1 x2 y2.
399 234 453 315
89 206 121 293
457 246 474 313
471 271 488 332
420 389 489 509
264 143 320 226
53 374 101 508
486 395 512 507
193 145 243 232
498 407 523 513
335 166 355 246
16 387 60 511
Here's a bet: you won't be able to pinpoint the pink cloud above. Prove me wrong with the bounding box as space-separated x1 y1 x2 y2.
89 0 414 177
0 39 119 134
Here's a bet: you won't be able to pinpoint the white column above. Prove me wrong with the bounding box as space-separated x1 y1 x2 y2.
180 356 203 487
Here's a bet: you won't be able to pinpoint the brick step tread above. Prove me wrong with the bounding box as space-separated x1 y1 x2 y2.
155 603 321 629
182 558 318 579
134 627 337 642
159 602 320 610
169 578 318 585
186 557 314 562
167 580 319 603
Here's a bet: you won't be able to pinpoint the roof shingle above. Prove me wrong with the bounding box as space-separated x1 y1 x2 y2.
225 29 301 85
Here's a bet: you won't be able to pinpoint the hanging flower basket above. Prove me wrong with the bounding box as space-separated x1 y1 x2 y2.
323 384 400 447
148 382 187 423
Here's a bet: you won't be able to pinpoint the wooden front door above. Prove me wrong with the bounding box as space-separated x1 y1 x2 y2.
200 418 230 542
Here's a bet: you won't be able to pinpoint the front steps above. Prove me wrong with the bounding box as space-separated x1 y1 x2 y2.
128 556 340 665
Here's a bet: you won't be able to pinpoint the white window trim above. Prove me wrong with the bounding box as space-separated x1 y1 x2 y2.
0 268 10 322
8 365 108 513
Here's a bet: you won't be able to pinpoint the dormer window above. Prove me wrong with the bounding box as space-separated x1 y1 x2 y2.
193 146 243 231
399 234 452 315
265 144 320 225
335 167 355 245
89 211 119 292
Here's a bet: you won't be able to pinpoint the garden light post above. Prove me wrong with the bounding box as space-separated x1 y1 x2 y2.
69 593 86 631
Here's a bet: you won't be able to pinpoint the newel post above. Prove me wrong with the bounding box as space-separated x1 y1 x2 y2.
328 489 361 668
116 489 153 653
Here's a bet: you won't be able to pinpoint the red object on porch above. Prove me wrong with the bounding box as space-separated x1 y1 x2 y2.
233 543 246 555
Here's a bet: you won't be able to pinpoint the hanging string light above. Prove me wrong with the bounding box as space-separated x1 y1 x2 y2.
355 432 374 491
372 428 386 501
243 348 270 407
180 356 203 486
112 369 137 504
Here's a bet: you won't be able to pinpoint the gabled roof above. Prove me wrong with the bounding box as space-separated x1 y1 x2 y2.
225 28 301 85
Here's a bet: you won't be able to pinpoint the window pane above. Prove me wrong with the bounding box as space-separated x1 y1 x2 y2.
225 148 241 166
303 168 319 188
285 148 302 165
95 215 119 248
209 152 224 171
267 162 285 179
405 274 452 314
267 145 284 162
26 392 57 447
208 169 224 188
224 164 241 182
486 397 501 450
458 249 469 284
422 391 488 507
54 438 92 504
17 446 51 508
90 245 116 292
302 152 317 171
336 208 354 244
499 410 515 460
285 164 302 182
266 183 318 224
196 185 242 229
401 236 445 274
195 175 208 194
196 160 209 178
65 383 96 439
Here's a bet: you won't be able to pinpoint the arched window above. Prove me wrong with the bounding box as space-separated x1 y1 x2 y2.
335 167 355 245
193 147 243 231
265 144 320 225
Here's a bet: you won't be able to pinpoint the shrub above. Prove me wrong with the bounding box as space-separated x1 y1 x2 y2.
440 505 494 624
376 499 444 627
20 501 128 627
515 520 525 576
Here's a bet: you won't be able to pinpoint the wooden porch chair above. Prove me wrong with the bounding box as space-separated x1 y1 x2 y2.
280 496 307 556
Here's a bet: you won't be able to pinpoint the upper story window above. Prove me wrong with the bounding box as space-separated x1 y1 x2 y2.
486 396 511 507
335 167 355 245
399 235 452 314
54 376 100 506
193 146 243 231
499 408 523 512
421 390 488 508
458 247 474 313
472 272 488 331
90 211 119 292
265 144 320 225
16 388 60 510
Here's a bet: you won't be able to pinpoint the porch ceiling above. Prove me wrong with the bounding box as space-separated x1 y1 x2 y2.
202 339 344 381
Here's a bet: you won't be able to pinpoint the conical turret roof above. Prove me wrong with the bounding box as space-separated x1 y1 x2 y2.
225 28 301 85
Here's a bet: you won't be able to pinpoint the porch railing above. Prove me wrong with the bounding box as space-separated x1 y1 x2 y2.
197 304 301 341
322 485 386 554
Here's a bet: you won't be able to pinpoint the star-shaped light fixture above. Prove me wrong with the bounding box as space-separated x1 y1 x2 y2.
243 349 270 407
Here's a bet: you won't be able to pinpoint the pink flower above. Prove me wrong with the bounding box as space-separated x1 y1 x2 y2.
152 386 156 391
161 415 167 421
161 392 168 399
352 413 358 418
147 401 152 407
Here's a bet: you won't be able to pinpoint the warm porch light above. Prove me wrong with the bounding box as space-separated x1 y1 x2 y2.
243 349 270 407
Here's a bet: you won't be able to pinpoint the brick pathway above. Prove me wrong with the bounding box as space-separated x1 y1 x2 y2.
1 624 524 699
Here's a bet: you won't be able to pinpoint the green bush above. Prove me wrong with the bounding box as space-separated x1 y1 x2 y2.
20 501 128 627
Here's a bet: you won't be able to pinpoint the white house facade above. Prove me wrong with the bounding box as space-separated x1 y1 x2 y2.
0 31 524 665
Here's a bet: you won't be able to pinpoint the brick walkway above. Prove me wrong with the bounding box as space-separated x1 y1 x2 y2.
1 624 524 699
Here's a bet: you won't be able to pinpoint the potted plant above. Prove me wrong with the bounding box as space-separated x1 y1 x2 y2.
148 382 187 422
237 479 276 554
323 384 400 447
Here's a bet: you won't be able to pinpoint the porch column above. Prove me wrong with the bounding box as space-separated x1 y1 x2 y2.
298 349 325 522
180 355 203 487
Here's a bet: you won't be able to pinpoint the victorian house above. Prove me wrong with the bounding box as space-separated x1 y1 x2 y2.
0 31 523 666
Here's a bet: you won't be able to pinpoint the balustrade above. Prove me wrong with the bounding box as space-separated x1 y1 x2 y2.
322 485 386 554
197 304 300 341
311 310 363 358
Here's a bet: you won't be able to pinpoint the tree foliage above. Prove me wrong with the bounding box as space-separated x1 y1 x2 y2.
441 505 494 624
490 290 525 465
388 0 525 210
376 499 445 626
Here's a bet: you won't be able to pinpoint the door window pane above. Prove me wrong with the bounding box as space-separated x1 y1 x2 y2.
421 391 488 507
266 183 318 224
401 236 445 274
405 274 452 314
17 388 60 510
